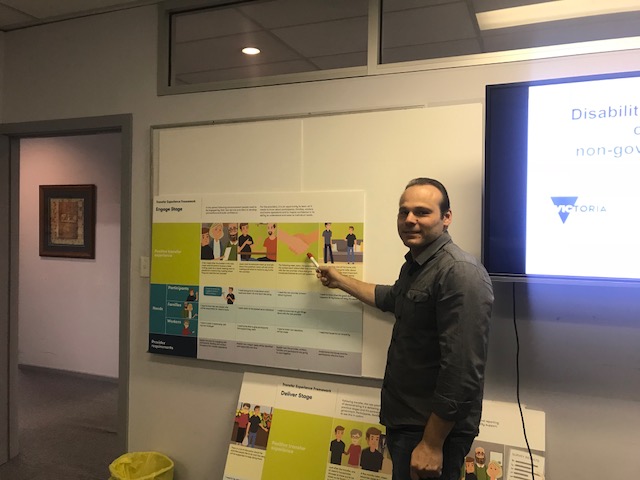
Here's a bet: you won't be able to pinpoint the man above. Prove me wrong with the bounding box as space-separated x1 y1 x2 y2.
247 405 268 448
226 287 235 305
329 425 346 465
317 178 493 480
345 225 357 264
360 427 384 472
323 222 334 263
234 403 250 444
226 223 239 261
259 223 277 261
186 288 197 302
474 447 487 480
238 223 253 261
345 429 362 467
463 456 478 480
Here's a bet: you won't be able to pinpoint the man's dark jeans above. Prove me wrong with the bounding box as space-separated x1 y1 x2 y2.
386 427 474 480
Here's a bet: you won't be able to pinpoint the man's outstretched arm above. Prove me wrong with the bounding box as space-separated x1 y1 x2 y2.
316 265 377 308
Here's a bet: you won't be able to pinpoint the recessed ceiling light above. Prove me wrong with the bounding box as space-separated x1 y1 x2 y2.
242 47 260 55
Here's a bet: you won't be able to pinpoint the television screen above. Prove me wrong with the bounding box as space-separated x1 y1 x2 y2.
484 71 640 281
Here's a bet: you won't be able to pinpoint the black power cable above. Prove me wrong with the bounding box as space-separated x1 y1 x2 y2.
512 281 536 479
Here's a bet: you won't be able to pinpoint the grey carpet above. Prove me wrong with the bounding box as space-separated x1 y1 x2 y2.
0 366 120 480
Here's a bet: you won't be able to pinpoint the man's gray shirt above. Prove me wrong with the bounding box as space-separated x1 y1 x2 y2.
374 232 493 436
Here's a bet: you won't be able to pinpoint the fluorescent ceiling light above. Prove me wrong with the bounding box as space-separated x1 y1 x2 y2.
242 47 260 55
477 0 640 30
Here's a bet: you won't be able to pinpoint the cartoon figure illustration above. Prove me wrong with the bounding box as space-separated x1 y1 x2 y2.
233 403 250 444
474 447 488 480
186 288 197 302
247 405 269 448
201 226 214 260
360 427 383 472
226 287 235 305
329 425 346 465
238 223 254 261
345 428 362 467
209 223 226 260
225 223 239 261
323 222 334 264
258 223 277 261
462 456 478 480
181 302 197 319
345 226 358 264
262 411 272 431
486 461 502 480
182 319 192 336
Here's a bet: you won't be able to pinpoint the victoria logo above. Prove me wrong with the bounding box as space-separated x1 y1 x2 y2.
551 196 606 223
551 196 578 223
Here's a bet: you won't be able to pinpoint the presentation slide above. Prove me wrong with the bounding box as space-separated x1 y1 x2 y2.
527 76 640 279
149 191 366 376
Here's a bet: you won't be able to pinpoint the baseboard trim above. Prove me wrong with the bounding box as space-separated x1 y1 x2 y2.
18 363 118 384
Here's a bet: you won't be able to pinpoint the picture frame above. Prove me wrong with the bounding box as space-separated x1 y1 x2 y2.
39 184 97 259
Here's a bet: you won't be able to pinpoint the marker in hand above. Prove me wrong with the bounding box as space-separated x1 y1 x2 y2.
306 252 320 269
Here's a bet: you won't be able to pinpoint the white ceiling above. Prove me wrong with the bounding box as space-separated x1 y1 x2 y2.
0 0 161 30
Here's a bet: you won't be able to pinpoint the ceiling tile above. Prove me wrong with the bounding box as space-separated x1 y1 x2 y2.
0 0 147 18
382 38 481 63
272 16 368 58
382 3 477 48
0 2 36 28
172 30 303 74
310 51 368 70
238 0 368 29
383 0 459 13
175 59 316 84
173 7 263 43
472 0 555 13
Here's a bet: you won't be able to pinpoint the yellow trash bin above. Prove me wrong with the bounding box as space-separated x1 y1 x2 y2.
109 451 174 480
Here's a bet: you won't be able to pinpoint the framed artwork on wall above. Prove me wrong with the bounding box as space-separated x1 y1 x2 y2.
39 184 97 259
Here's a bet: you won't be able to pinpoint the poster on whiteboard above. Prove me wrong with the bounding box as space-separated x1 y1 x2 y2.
148 191 365 376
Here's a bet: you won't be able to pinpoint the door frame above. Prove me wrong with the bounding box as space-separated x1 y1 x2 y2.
0 114 132 462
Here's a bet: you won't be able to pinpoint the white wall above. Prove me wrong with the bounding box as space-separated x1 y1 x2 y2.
3 6 640 479
18 134 121 378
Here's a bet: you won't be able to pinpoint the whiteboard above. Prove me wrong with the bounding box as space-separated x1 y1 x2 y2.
153 104 483 378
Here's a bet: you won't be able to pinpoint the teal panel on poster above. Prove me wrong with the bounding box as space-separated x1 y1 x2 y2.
149 284 167 334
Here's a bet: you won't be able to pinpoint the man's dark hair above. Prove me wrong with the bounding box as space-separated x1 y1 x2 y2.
365 426 382 439
404 177 450 218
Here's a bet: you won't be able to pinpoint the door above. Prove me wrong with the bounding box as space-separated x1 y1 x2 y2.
0 115 132 466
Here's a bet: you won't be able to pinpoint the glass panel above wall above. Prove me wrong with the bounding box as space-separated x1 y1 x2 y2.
161 0 640 94
170 0 369 86
380 0 640 64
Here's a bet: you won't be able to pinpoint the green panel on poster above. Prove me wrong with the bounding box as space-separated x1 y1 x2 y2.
262 409 332 480
150 223 200 285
